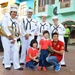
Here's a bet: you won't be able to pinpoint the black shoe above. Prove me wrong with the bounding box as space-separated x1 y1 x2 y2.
65 50 69 52
61 64 66 67
5 67 11 70
3 63 13 66
20 63 24 65
17 67 23 70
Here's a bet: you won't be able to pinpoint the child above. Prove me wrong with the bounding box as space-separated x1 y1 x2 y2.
25 39 39 70
38 30 52 71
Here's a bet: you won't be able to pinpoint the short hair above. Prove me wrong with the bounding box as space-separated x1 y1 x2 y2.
30 39 38 47
52 32 58 38
43 30 50 35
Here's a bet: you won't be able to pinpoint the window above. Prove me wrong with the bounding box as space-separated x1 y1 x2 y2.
19 2 27 17
38 0 55 12
0 2 8 14
60 0 70 8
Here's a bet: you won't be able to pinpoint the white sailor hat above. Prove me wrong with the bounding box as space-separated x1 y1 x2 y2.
41 14 47 17
27 7 33 12
10 5 18 12
52 16 58 20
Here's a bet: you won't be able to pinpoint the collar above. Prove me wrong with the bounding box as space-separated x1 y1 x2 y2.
31 47 36 50
43 38 49 40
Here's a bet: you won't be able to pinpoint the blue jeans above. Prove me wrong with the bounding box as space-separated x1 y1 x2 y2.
39 50 49 67
26 60 38 69
46 56 59 67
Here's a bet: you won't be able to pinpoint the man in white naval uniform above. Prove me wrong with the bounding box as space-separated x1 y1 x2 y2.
20 8 37 64
1 5 23 70
35 14 51 47
51 16 66 66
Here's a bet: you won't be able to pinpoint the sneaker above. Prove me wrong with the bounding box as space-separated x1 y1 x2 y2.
37 66 42 71
42 67 47 71
55 65 61 72
32 66 37 71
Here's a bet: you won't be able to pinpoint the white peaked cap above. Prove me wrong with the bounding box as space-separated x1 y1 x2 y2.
10 5 18 12
41 14 47 17
27 7 33 12
52 16 58 20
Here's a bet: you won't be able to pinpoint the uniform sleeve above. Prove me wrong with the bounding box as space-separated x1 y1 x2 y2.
58 24 66 35
2 15 11 36
60 42 64 50
21 19 27 36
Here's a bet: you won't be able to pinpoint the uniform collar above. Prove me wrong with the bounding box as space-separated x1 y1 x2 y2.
43 38 49 40
31 47 36 50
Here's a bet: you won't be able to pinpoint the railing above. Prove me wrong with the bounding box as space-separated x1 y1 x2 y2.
38 6 45 12
60 1 70 8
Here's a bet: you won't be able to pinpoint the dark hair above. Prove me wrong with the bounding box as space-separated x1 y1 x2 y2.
43 30 50 35
30 39 38 47
52 32 58 38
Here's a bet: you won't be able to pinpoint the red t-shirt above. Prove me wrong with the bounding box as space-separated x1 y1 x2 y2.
26 47 39 62
39 38 52 50
51 40 64 62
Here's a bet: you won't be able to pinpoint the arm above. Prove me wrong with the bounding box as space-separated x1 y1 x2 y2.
58 24 66 35
2 15 11 37
21 19 27 36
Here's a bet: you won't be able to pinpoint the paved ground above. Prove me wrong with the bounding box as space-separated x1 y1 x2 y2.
0 45 75 75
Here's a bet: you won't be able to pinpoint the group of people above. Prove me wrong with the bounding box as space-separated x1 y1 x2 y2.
1 5 70 72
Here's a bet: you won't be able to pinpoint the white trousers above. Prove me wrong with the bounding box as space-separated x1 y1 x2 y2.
20 35 34 63
1 37 21 69
59 36 65 65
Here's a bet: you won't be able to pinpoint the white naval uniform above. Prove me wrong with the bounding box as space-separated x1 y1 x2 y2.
36 22 51 47
51 23 66 65
1 13 21 69
20 18 37 63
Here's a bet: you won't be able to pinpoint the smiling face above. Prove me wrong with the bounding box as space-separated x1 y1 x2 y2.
52 34 58 42
10 11 17 18
27 11 33 18
53 19 58 25
42 16 46 22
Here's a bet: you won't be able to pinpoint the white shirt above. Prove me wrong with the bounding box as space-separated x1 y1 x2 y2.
36 21 51 36
51 23 65 42
2 13 20 37
21 17 37 36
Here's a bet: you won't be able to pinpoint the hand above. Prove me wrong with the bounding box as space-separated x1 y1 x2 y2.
11 40 15 44
25 34 30 40
8 35 14 40
34 33 37 36
34 59 39 62
42 30 45 33
39 34 43 37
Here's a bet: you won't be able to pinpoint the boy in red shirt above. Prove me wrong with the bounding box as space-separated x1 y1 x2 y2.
46 32 64 72
38 31 52 71
25 39 39 70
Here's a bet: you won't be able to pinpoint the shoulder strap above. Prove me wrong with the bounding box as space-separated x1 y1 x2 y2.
23 18 26 31
52 25 59 33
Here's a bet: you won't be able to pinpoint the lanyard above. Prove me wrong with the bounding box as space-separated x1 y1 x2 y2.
52 25 59 33
10 19 17 36
40 23 46 33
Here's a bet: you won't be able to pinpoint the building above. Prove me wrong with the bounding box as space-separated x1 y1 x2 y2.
15 0 36 19
0 0 19 20
36 0 75 43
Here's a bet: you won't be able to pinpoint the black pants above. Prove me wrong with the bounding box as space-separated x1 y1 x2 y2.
64 37 69 51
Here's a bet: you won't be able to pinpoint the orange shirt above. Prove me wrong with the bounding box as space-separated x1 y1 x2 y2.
39 38 52 50
51 40 64 62
26 47 39 62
